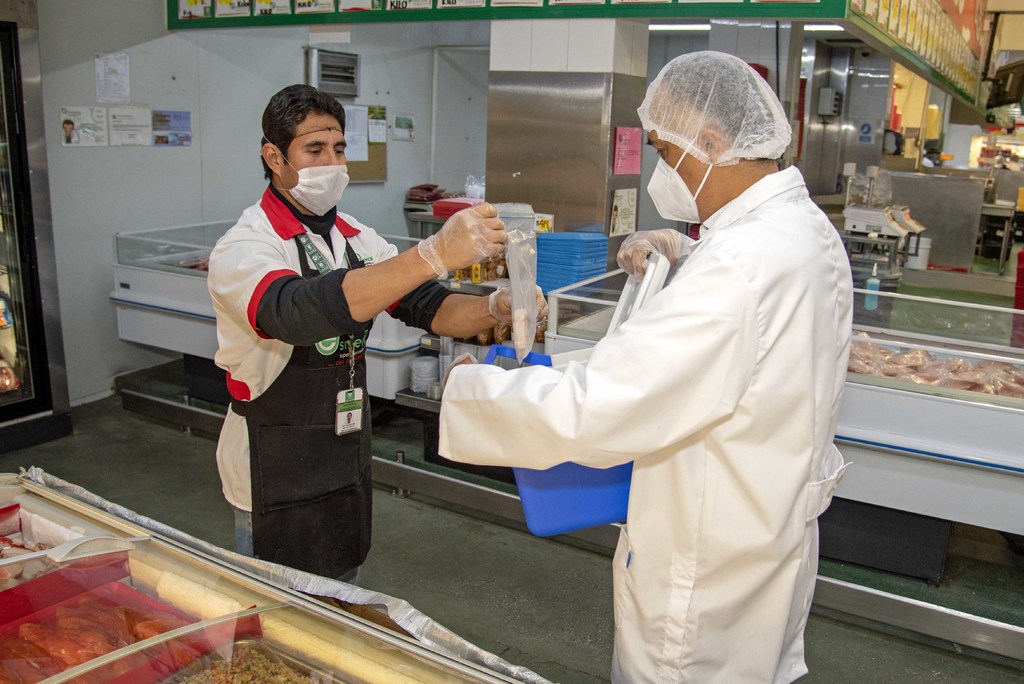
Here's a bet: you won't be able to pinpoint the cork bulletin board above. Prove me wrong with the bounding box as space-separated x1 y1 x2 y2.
348 143 386 183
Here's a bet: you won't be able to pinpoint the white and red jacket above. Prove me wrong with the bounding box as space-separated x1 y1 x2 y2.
208 190 399 511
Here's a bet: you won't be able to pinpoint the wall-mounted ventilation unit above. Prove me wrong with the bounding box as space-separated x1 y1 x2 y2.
306 47 358 99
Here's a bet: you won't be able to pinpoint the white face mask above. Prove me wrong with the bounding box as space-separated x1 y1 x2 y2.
280 156 349 216
647 152 712 224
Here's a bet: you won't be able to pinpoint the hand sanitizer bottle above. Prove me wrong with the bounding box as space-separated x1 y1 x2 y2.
865 263 880 311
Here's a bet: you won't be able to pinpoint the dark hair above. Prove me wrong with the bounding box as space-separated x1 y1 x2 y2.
62 119 74 127
260 84 346 180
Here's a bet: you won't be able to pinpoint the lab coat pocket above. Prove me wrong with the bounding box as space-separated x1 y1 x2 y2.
805 444 849 522
254 425 365 512
612 526 634 630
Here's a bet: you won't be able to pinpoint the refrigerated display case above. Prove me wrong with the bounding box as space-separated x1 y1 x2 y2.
111 225 427 402
0 471 545 683
545 272 1024 537
0 17 71 453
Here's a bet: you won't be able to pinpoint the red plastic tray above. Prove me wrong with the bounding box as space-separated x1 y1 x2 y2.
432 197 483 219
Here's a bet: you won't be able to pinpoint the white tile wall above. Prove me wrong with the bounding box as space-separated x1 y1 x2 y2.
567 19 616 72
630 19 650 77
490 20 533 71
532 19 570 71
491 18 645 74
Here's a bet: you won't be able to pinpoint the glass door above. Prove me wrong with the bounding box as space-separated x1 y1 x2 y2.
0 21 50 418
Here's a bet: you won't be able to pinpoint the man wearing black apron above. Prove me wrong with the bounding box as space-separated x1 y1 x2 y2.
208 84 538 579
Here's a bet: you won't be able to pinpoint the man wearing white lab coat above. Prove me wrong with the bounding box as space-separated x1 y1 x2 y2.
439 52 853 683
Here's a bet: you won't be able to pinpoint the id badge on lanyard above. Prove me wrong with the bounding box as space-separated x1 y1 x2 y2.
336 336 363 435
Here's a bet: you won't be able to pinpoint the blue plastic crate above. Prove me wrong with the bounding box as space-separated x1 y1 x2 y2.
482 345 632 536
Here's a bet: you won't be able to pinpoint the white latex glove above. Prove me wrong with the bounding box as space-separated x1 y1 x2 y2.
616 229 694 277
442 352 477 391
417 203 506 279
487 286 549 325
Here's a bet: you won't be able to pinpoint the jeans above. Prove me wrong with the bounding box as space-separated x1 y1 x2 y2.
231 506 359 584
233 506 254 557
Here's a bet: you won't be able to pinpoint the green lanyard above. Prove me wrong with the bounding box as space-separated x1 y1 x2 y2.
295 232 334 276
296 232 356 378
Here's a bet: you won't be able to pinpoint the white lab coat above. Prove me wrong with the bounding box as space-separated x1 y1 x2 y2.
439 167 852 683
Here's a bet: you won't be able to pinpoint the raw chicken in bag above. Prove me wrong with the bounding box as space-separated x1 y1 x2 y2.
495 203 538 362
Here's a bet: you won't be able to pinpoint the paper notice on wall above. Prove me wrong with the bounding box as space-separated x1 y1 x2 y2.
339 0 380 9
343 105 369 162
109 107 152 146
179 0 212 19
385 0 430 9
59 106 108 147
437 0 485 7
95 53 130 104
295 0 335 11
368 106 387 143
255 0 291 12
392 111 414 142
152 110 192 146
609 188 637 238
215 0 251 16
613 127 642 175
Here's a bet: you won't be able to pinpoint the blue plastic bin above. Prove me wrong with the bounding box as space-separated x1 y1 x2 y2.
482 345 633 536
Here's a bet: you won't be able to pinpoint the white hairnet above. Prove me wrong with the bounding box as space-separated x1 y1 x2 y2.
638 51 792 166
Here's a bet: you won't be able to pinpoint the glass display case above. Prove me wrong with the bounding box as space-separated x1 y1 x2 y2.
114 222 232 277
544 269 1024 535
544 269 630 354
111 222 232 359
0 473 527 683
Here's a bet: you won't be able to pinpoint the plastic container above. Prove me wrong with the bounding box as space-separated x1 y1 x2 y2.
481 345 631 536
905 236 932 270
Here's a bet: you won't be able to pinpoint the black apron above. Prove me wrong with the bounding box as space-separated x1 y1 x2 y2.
232 236 373 578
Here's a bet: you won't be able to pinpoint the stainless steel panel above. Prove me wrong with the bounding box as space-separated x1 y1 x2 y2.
486 71 647 268
888 172 985 270
19 25 69 415
487 72 611 227
814 577 1024 663
842 49 890 186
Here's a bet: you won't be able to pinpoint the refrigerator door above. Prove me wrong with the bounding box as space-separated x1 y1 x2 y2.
0 24 42 412
0 21 70 449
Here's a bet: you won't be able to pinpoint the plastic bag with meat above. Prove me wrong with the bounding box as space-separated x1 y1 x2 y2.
888 349 932 368
919 358 973 375
937 371 994 393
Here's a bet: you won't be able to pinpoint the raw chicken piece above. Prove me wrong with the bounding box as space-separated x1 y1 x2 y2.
56 601 132 647
0 636 64 683
17 624 113 668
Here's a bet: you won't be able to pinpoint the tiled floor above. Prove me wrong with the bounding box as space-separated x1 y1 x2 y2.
3 392 1024 683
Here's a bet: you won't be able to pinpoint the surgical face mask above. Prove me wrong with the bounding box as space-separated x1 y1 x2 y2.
647 152 712 224
279 152 349 215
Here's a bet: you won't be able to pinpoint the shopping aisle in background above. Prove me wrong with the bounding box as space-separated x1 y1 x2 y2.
3 395 1024 684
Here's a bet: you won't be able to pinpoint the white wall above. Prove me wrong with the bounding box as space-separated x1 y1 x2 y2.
37 0 487 402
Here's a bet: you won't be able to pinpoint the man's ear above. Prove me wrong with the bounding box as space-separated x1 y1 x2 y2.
262 142 285 177
697 127 728 164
